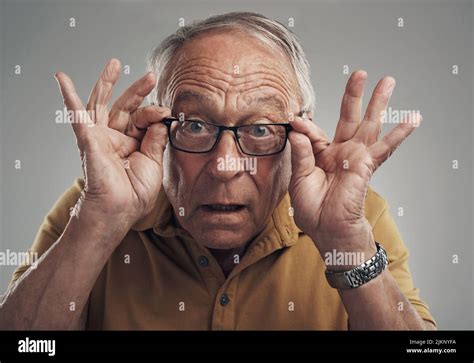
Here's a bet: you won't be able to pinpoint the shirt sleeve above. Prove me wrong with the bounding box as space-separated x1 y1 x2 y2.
8 178 85 289
367 188 437 327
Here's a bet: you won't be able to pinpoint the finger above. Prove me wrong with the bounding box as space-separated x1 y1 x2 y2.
288 129 316 180
140 122 168 167
54 71 91 145
109 72 156 133
86 58 121 124
289 116 330 157
108 129 141 158
369 111 422 168
126 106 171 140
333 70 367 143
354 76 396 145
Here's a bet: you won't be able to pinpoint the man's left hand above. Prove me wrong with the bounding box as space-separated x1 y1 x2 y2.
288 70 421 263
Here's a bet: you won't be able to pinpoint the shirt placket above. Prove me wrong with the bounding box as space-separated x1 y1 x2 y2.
210 276 239 330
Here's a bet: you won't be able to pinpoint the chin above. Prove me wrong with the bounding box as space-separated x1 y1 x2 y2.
193 229 251 250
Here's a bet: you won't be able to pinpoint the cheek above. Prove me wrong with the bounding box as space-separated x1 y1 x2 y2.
253 150 291 204
163 148 206 203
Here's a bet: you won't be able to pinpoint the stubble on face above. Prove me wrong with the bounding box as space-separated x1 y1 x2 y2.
161 29 300 250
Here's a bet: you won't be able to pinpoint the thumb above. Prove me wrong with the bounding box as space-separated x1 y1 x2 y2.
288 130 316 180
140 122 168 167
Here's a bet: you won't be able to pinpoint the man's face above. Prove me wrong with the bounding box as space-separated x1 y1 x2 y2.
162 30 301 249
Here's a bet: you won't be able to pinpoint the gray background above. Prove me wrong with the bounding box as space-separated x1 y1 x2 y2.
0 0 472 329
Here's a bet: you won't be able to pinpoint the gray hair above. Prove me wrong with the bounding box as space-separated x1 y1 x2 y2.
146 11 315 114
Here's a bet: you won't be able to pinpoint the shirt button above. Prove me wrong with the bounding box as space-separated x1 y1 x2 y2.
198 256 209 267
220 293 230 306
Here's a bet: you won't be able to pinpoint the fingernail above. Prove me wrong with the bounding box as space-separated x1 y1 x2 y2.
384 79 396 97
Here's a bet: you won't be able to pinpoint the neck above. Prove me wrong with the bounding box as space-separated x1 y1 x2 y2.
207 245 248 277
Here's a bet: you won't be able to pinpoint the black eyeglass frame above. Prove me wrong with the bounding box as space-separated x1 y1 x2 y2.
162 117 294 156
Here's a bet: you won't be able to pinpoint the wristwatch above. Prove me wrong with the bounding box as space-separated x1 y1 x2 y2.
325 242 388 289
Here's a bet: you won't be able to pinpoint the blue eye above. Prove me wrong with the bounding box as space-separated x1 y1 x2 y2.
189 121 203 133
250 125 270 137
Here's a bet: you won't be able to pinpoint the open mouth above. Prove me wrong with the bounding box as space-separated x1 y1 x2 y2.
202 204 245 212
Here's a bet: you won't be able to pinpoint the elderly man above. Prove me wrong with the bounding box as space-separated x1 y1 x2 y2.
0 12 435 330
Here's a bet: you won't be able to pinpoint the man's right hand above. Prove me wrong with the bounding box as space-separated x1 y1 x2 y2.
55 58 171 231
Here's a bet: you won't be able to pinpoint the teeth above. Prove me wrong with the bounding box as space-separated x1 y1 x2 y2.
209 204 240 211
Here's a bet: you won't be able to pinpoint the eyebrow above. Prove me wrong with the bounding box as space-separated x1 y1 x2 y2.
173 90 216 107
243 95 287 117
173 90 290 121
174 90 286 108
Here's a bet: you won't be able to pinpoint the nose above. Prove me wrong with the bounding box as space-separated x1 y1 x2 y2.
206 130 245 182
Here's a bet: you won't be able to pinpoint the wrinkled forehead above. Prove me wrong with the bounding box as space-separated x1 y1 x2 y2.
175 30 294 73
160 30 301 110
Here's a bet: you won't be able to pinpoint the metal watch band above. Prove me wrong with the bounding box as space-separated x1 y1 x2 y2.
325 242 388 289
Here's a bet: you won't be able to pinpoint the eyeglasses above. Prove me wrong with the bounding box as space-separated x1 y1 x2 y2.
162 118 293 156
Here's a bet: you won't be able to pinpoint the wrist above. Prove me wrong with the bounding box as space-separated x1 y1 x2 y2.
67 199 132 254
322 244 377 272
325 241 389 289
313 220 377 272
79 190 138 226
